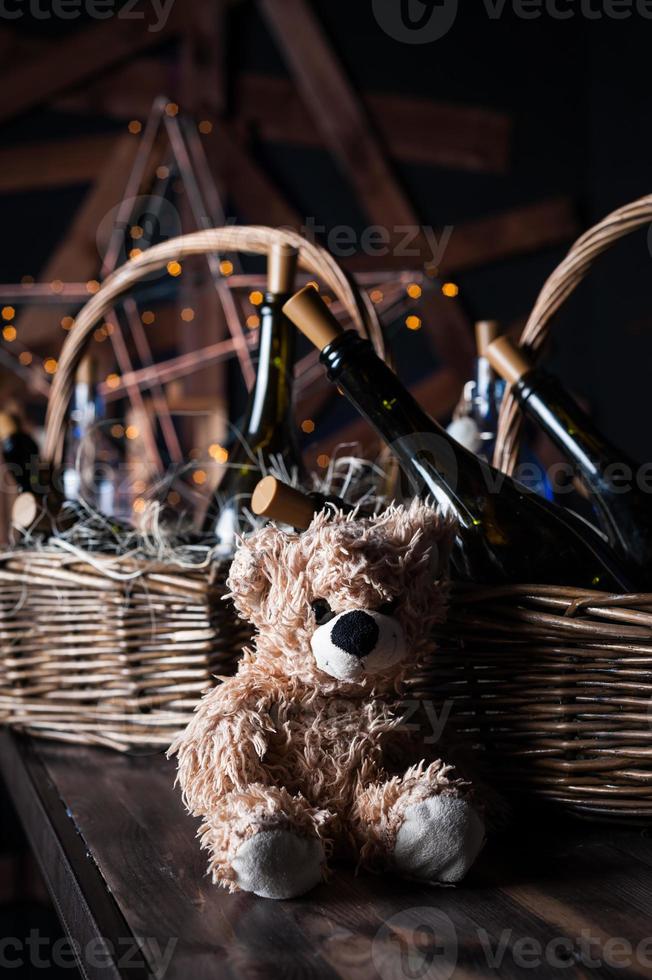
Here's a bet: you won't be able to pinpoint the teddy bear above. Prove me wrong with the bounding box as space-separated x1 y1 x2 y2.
170 499 486 900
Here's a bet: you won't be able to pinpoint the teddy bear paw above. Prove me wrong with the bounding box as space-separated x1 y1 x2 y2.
231 829 324 900
392 795 485 884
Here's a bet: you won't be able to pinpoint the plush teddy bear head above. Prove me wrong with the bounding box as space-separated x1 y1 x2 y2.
226 499 454 694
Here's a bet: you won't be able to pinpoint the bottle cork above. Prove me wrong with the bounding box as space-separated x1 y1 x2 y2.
282 285 343 351
474 320 501 356
0 410 17 442
251 476 317 530
12 490 76 536
12 491 41 531
485 336 533 386
75 354 96 386
268 242 299 295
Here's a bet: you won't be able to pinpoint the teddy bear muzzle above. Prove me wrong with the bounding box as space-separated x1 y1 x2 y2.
311 609 407 681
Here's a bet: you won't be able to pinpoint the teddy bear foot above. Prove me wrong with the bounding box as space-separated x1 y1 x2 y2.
392 795 485 885
231 829 324 900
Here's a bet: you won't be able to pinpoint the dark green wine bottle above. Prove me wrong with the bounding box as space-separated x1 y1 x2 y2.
205 243 304 553
0 411 66 535
0 411 39 494
487 335 652 586
282 285 635 591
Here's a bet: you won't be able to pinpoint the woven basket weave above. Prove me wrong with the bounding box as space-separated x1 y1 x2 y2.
415 195 652 822
0 226 382 751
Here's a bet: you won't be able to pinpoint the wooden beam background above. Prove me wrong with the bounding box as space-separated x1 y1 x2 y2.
54 64 511 174
15 135 145 350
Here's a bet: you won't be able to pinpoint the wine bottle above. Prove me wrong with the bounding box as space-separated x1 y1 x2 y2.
282 286 635 591
205 243 304 553
465 322 553 500
251 474 371 529
63 356 116 515
446 322 502 457
0 411 39 494
472 320 502 459
0 412 66 534
486 335 652 583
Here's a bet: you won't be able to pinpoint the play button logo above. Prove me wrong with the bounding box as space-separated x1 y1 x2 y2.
372 0 458 43
372 907 459 980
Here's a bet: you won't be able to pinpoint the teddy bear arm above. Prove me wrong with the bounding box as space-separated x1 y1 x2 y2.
170 682 276 815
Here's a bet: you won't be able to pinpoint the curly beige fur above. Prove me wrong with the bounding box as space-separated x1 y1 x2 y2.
170 500 484 895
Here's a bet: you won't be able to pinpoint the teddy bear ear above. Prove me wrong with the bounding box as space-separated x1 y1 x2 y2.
225 524 290 620
378 499 456 578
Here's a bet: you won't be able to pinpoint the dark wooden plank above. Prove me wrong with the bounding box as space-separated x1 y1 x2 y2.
482 829 652 980
30 740 342 980
0 12 183 124
0 732 148 980
4 732 652 979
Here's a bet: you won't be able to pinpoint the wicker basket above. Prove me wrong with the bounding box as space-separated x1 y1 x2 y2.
414 195 652 822
0 226 383 751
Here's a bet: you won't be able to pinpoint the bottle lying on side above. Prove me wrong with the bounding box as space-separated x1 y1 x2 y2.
203 243 305 554
486 335 652 587
282 285 637 592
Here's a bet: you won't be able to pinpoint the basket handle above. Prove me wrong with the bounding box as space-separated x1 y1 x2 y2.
44 226 384 467
493 194 652 475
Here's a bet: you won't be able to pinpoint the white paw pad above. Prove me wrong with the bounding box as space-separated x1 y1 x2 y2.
232 829 324 900
393 795 485 884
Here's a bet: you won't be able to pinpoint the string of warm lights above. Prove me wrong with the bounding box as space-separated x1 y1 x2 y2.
0 108 464 518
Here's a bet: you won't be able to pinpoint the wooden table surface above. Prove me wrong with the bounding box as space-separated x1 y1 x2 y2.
1 729 652 980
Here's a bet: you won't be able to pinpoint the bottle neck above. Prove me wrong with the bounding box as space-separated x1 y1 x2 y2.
321 331 482 515
472 356 506 460
513 366 652 563
242 292 296 444
514 368 635 491
70 380 101 442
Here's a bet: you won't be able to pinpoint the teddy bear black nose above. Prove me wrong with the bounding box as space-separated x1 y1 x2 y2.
330 611 379 659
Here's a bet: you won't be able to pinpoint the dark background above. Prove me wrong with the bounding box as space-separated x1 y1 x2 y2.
1 2 651 457
1 2 651 974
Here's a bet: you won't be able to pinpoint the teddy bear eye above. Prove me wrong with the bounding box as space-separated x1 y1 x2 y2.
311 598 334 626
379 598 398 616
